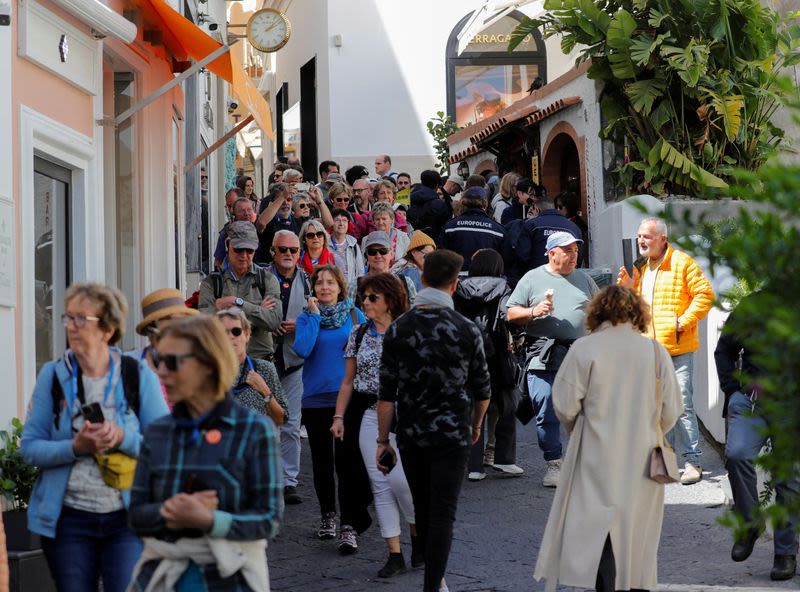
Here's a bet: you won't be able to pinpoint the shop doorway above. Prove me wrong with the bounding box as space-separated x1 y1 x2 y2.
541 132 580 196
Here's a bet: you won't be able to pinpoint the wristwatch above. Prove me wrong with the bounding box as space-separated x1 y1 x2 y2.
235 297 244 307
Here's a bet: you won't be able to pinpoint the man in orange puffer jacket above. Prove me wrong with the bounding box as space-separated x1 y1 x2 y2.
618 217 714 485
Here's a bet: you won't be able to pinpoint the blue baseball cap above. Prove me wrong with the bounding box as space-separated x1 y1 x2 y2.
544 231 583 255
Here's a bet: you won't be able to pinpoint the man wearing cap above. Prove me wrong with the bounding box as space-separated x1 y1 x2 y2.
262 230 311 505
439 187 505 271
199 221 283 362
213 197 258 270
507 231 599 487
349 231 416 305
618 217 714 485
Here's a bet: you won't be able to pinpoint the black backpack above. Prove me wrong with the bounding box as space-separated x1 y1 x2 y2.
209 264 270 300
51 356 141 428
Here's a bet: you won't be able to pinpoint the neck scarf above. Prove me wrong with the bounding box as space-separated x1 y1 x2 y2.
319 297 355 329
414 287 454 310
300 248 335 275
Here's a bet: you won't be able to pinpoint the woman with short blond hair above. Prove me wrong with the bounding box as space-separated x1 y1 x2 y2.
129 315 283 590
535 285 683 592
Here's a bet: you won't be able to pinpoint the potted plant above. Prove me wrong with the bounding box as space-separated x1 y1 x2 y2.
0 418 40 551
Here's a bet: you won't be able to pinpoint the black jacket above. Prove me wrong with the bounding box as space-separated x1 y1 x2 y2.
439 209 506 270
407 185 451 238
714 299 762 417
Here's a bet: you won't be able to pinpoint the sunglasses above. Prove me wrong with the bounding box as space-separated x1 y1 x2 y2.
233 247 255 255
333 197 350 203
296 203 310 209
366 247 390 256
227 326 243 337
151 351 195 372
305 231 325 240
363 293 381 303
276 246 300 254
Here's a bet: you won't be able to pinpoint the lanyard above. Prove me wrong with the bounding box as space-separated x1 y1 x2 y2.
231 356 255 394
70 352 115 408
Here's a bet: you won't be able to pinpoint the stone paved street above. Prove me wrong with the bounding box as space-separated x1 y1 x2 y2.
268 423 797 592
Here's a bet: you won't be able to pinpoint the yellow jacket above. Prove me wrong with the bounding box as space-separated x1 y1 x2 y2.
633 244 714 356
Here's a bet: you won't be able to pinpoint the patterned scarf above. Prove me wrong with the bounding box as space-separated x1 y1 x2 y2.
300 248 336 275
319 297 355 329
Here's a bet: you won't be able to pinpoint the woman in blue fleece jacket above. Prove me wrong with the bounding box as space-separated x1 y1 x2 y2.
21 283 168 592
293 265 372 553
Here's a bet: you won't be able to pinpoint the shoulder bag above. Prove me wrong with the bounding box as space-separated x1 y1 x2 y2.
649 340 680 484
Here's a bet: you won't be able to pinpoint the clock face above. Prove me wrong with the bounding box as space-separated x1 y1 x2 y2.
247 8 291 53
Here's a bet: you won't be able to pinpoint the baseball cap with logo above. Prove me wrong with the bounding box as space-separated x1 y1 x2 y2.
228 221 259 250
544 231 583 255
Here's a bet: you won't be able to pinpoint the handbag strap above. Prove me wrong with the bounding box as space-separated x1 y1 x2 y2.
652 339 674 451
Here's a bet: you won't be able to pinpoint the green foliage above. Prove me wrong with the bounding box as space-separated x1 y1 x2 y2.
426 112 461 175
0 418 38 511
510 0 800 195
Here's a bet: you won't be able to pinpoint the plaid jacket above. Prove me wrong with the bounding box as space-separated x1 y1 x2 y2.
129 396 283 590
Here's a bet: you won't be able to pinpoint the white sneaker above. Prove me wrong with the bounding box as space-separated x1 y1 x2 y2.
680 462 702 485
493 463 524 476
299 425 308 439
542 460 562 488
439 578 449 592
467 471 486 481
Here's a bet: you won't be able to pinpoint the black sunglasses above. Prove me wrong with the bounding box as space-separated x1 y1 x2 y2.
305 231 325 239
366 247 390 256
333 197 350 202
297 203 310 209
276 246 300 254
363 293 381 303
233 247 255 255
151 351 195 372
227 326 243 337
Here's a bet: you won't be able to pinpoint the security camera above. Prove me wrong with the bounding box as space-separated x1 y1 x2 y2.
207 21 218 31
227 100 238 113
197 13 217 31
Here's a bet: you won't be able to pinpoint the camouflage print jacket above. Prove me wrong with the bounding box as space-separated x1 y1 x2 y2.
379 306 491 448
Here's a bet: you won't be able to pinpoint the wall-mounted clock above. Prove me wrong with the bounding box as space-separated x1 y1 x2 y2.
246 8 291 53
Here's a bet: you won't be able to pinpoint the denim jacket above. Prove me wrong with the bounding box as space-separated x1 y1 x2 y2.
21 349 169 537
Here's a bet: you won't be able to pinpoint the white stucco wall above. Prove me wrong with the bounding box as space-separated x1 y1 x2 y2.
273 0 577 180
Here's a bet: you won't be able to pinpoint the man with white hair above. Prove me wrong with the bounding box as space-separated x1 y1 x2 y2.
618 217 714 484
507 231 599 487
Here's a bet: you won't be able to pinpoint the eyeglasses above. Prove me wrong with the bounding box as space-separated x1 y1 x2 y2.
276 246 300 254
297 203 310 209
366 247 390 256
151 351 195 372
226 326 243 337
363 293 381 303
353 187 370 193
61 313 100 328
233 247 255 255
305 231 325 240
333 197 350 203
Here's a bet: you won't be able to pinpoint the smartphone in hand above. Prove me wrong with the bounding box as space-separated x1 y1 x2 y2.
378 449 396 473
81 402 104 423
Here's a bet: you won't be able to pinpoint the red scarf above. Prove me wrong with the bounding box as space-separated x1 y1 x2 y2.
300 248 336 274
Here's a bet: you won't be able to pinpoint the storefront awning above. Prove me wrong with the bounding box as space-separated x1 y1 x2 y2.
118 0 273 142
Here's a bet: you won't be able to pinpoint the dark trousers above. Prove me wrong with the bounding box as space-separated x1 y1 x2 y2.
41 506 142 592
468 398 516 472
400 442 470 592
303 404 373 532
596 535 649 592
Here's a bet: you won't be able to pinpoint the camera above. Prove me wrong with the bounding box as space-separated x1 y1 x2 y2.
227 99 239 113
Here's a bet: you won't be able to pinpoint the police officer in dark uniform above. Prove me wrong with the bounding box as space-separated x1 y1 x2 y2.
438 187 506 271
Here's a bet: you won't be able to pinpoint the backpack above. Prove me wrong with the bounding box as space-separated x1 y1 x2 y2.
210 264 270 300
51 355 140 428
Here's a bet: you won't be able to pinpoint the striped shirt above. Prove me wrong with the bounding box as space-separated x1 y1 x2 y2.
129 396 283 590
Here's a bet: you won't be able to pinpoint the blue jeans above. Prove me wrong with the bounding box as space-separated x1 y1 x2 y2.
41 506 142 592
725 391 799 555
666 352 702 465
280 369 303 487
527 370 562 461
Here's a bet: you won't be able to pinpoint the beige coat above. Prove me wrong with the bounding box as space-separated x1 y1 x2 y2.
534 322 683 592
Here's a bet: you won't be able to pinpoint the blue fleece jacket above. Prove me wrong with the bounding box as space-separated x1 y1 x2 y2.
294 308 366 408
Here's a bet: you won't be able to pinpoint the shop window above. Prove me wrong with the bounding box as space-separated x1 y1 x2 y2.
447 12 547 128
33 157 71 375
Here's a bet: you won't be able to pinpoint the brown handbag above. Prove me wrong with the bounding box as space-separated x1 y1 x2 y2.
649 340 680 484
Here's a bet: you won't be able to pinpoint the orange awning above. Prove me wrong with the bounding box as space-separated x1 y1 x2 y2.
137 0 273 140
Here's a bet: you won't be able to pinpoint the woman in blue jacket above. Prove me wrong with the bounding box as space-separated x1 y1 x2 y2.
293 265 372 554
21 283 168 592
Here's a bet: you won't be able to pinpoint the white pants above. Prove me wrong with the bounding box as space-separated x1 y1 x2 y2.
358 408 415 538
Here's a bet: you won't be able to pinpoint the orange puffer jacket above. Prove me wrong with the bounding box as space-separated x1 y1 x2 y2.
633 244 714 356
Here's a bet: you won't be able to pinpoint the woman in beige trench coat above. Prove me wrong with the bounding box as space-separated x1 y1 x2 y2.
534 286 683 592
